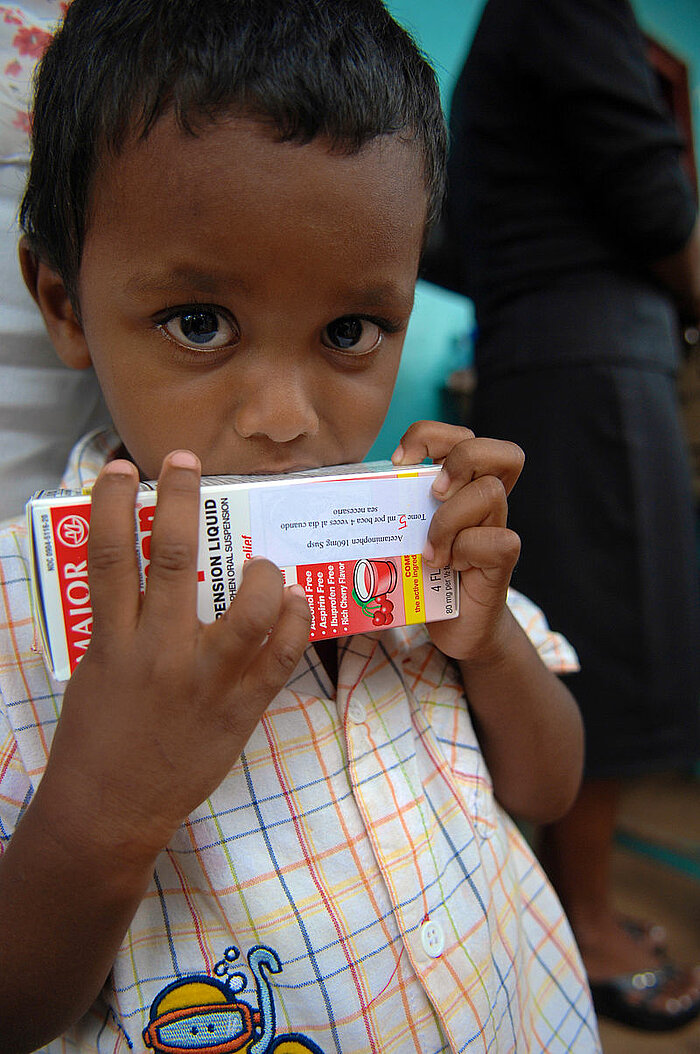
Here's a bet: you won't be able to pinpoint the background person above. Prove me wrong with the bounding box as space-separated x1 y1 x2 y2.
438 0 700 1032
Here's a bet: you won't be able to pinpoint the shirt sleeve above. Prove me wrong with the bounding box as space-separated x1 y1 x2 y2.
506 588 580 674
518 0 697 259
0 700 33 852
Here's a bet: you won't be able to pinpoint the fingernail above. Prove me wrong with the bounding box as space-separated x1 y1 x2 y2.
423 540 435 565
169 450 200 470
390 444 404 465
103 459 136 476
242 556 263 574
288 584 307 598
432 469 450 496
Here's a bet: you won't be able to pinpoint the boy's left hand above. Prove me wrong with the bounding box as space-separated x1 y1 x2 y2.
392 421 524 663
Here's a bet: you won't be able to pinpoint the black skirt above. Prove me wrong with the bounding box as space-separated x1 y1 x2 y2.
471 282 700 778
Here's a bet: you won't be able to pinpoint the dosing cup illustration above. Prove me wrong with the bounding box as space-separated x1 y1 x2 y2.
353 558 397 602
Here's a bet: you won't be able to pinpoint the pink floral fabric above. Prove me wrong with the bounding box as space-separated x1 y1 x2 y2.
1 3 67 160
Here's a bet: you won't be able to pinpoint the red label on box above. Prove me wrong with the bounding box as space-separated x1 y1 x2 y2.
50 503 93 671
298 556 410 637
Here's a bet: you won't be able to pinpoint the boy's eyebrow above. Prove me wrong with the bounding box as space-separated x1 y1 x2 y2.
124 267 248 298
124 270 414 315
342 284 415 317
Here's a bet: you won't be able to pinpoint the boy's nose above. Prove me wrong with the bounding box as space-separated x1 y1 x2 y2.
234 372 320 443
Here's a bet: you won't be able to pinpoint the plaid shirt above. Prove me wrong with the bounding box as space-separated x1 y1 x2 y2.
1 430 600 1054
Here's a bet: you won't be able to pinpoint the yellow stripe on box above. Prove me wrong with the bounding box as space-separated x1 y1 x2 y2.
402 553 425 624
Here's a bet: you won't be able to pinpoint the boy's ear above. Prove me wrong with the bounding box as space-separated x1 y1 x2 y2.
18 236 92 369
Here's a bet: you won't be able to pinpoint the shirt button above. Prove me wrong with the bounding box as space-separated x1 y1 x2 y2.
420 919 445 958
347 699 366 723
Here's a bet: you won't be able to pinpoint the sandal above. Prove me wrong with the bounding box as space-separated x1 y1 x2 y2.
590 962 700 1031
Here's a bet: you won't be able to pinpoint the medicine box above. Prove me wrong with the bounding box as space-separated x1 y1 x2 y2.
27 461 459 680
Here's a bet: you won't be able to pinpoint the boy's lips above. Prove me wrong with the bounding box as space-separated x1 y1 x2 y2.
225 457 324 475
247 462 321 475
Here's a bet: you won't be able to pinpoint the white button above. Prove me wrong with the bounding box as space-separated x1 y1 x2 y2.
420 919 445 958
347 699 366 724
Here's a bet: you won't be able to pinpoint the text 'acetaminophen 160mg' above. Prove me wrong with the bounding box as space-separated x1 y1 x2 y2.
27 460 459 680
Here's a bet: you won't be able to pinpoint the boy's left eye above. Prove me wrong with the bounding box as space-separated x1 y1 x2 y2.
322 316 382 354
159 307 238 350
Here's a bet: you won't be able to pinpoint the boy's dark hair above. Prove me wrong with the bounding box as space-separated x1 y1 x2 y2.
20 0 446 306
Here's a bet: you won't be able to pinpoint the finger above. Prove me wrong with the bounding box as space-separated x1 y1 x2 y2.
209 558 287 665
452 526 521 581
88 459 141 639
242 584 312 701
430 437 524 501
391 420 474 466
140 450 201 632
424 475 508 567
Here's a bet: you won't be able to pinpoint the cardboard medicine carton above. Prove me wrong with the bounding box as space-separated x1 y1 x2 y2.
27 461 459 680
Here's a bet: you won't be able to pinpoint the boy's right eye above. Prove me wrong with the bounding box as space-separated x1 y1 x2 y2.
159 306 239 351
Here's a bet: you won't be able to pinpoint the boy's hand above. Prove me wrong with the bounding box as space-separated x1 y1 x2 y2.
392 421 524 664
43 451 311 862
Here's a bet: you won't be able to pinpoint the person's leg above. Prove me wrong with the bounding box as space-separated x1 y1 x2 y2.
538 778 652 979
539 778 700 1024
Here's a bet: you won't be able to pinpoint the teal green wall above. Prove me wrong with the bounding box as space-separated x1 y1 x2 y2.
385 0 487 107
635 0 700 157
368 0 700 459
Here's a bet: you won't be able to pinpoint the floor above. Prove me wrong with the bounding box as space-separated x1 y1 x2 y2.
595 772 700 1053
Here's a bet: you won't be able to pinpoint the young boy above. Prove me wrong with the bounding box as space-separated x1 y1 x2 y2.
0 1 599 1051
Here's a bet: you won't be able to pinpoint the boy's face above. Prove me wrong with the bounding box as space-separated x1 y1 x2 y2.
69 115 427 478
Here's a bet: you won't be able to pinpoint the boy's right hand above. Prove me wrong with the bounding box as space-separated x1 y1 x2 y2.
42 450 312 862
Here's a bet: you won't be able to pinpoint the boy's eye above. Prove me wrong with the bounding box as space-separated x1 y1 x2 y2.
322 316 382 354
160 307 238 350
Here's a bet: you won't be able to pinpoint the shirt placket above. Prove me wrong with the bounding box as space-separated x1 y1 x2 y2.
336 634 497 1052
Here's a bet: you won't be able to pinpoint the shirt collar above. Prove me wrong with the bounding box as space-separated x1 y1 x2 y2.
59 426 124 492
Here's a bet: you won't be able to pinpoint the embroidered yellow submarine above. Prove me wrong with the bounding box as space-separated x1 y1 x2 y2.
143 945 324 1054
